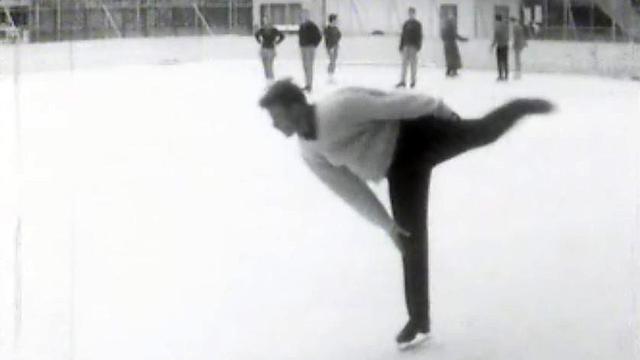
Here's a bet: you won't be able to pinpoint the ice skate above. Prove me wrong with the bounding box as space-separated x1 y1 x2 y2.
396 321 430 351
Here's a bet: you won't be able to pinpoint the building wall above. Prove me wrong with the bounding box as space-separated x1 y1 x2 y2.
252 0 322 30
252 0 521 39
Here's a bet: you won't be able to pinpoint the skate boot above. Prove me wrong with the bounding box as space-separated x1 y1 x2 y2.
395 81 406 88
396 320 430 350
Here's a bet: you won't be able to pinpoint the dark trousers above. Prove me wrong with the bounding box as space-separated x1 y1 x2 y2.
386 114 521 330
496 45 509 79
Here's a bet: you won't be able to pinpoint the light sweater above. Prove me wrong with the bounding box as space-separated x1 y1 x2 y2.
299 87 455 232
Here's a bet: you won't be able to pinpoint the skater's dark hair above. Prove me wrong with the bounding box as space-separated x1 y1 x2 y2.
408 7 416 14
328 13 338 23
259 79 307 108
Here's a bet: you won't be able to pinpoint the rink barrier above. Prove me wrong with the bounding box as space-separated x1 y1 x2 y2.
0 35 638 79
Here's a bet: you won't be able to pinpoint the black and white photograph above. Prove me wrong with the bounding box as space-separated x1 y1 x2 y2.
0 1 639 359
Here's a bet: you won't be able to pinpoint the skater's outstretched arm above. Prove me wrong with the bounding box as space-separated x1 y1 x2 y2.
304 154 409 252
303 154 395 232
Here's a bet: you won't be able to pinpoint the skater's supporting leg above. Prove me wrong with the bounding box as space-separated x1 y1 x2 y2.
387 156 432 331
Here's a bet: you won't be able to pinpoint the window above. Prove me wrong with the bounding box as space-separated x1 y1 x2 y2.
260 3 303 26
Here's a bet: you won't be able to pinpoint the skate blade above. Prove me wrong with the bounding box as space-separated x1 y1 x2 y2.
397 333 431 351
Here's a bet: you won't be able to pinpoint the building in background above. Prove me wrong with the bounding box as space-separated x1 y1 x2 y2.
1 0 637 43
252 0 638 41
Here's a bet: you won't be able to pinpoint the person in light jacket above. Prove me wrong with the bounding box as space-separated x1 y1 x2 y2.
259 79 554 349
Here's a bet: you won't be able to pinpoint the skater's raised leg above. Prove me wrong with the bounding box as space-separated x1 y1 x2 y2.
413 99 553 165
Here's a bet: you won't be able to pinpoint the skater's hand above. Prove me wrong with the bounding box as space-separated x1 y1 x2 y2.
389 223 411 253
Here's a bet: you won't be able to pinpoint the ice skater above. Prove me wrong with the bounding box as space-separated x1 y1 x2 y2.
396 7 423 88
440 13 468 78
324 13 342 83
255 16 285 83
258 79 553 349
511 17 528 80
298 9 323 92
491 14 510 81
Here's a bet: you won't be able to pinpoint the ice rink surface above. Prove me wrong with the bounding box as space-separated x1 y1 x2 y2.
0 57 639 360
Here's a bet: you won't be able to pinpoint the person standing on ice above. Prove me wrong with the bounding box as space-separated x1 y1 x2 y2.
298 9 323 92
323 13 342 83
440 12 468 78
258 79 553 349
396 7 423 88
255 15 285 83
511 17 528 80
491 14 510 81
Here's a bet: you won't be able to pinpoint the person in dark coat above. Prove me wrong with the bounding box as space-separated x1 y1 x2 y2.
298 9 323 92
259 79 554 349
491 14 510 81
440 14 468 77
396 7 423 88
511 17 528 80
255 16 285 83
324 13 342 83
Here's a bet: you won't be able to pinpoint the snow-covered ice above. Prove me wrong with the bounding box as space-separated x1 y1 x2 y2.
0 53 639 360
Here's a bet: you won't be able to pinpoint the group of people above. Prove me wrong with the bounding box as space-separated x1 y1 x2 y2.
440 11 529 81
255 7 530 91
491 14 529 81
255 10 341 92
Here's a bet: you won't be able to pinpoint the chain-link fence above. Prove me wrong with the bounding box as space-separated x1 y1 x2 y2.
2 0 253 43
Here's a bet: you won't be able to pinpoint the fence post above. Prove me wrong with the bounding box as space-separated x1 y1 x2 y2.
56 0 61 41
228 0 233 33
35 1 40 42
137 0 141 36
